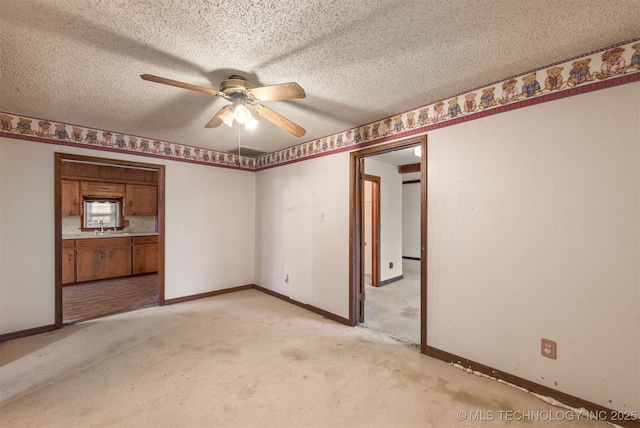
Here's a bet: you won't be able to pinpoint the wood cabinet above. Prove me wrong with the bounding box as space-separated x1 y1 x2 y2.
75 237 132 282
125 184 157 215
108 244 134 278
61 180 80 215
133 235 158 274
75 245 107 282
80 181 126 196
62 240 76 284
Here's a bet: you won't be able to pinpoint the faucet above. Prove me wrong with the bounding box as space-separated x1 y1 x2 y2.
99 220 104 233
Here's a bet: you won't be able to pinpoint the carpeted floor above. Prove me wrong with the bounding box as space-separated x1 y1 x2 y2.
0 289 607 427
363 258 421 344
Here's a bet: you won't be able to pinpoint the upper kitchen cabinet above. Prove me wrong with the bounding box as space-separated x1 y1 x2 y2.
80 181 126 197
125 184 157 216
61 180 80 215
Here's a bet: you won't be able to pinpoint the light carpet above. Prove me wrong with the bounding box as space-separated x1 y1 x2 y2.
0 289 607 427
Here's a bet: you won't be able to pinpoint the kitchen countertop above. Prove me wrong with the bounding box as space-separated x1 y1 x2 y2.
63 232 158 240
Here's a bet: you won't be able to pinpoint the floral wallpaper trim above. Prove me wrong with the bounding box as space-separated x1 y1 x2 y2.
1 39 638 171
0 116 255 171
255 38 640 170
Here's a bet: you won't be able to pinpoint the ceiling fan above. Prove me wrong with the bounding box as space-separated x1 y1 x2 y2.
140 74 306 137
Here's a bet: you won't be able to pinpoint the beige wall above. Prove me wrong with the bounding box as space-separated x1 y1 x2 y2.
0 139 255 333
402 182 421 258
0 138 56 332
363 157 403 282
254 83 639 411
1 81 637 413
426 83 639 410
254 153 350 318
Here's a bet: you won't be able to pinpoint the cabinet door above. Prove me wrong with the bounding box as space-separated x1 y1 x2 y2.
126 184 157 216
133 243 158 274
81 181 126 195
61 180 80 215
107 245 132 278
76 247 107 282
62 242 75 284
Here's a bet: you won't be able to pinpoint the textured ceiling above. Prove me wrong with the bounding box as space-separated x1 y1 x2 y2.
1 0 639 154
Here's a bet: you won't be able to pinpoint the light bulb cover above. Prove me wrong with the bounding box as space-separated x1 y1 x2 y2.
234 104 252 124
414 146 422 157
245 117 259 129
220 108 234 127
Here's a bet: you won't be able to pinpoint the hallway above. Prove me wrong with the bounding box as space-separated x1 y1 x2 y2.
363 258 420 344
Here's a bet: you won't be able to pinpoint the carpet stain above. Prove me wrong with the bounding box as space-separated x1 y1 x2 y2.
281 348 308 361
400 307 418 318
147 337 165 348
398 366 433 384
237 385 257 400
433 377 514 410
94 409 143 427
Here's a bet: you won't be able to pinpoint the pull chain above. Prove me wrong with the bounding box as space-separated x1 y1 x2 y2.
237 122 241 166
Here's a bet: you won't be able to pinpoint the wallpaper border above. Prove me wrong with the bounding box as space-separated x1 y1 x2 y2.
1 38 638 170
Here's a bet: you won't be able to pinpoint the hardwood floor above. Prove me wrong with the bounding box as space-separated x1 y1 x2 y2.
63 273 159 324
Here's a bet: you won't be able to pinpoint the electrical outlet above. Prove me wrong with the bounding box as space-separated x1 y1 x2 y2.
541 338 557 359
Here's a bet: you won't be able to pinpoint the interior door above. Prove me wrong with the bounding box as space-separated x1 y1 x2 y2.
358 158 366 323
366 175 380 287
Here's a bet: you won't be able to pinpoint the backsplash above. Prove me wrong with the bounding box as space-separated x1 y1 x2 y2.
62 215 156 236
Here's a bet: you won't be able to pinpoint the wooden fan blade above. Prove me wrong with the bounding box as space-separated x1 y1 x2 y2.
140 74 223 97
253 103 306 137
205 105 233 128
248 82 306 101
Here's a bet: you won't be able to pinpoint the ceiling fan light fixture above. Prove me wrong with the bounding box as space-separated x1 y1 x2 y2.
220 107 235 127
245 116 259 129
141 73 306 136
233 100 253 124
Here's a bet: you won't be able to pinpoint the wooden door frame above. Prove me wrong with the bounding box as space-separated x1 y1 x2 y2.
349 135 427 351
363 174 380 288
54 153 166 328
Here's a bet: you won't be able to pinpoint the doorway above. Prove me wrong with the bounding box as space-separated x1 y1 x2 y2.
54 153 165 327
363 174 380 288
349 135 426 351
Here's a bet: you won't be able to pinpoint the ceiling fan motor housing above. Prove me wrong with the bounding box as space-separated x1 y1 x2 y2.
220 75 255 97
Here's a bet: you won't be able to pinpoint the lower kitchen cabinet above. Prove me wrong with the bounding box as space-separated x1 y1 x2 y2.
62 240 76 284
107 244 134 278
75 237 132 282
133 235 159 274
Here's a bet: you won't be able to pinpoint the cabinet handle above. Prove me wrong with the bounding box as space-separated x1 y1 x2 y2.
100 251 104 259
73 198 77 206
109 250 112 258
67 254 72 262
136 249 139 256
129 201 133 207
